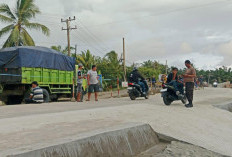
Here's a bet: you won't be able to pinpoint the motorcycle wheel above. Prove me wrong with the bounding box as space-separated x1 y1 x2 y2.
145 92 149 99
181 95 187 104
129 93 136 100
163 95 172 106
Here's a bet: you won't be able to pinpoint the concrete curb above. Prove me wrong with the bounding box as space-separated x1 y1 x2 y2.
213 102 232 112
5 123 228 157
7 123 159 157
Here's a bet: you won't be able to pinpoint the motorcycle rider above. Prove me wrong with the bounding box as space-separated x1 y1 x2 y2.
167 67 184 98
129 67 146 95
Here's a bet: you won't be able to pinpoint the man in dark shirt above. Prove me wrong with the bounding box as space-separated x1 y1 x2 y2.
167 67 184 97
183 60 196 108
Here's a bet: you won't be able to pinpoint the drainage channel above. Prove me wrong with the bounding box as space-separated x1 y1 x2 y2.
213 102 232 112
7 123 225 157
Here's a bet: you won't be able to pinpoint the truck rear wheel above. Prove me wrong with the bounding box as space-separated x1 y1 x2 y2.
6 95 23 105
42 89 50 103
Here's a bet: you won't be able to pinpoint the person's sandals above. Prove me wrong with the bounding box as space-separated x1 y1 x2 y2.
86 99 90 101
95 99 98 101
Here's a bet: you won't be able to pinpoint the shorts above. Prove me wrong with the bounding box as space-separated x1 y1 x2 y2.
77 83 82 93
88 84 99 93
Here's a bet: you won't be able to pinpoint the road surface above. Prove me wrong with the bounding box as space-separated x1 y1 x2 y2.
0 88 232 156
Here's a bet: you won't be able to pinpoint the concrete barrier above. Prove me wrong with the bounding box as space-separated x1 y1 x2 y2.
214 102 232 112
8 123 159 157
217 81 230 88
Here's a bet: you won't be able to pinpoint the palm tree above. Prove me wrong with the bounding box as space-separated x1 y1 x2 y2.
142 60 153 68
102 51 123 79
0 0 50 48
77 50 96 70
51 45 75 55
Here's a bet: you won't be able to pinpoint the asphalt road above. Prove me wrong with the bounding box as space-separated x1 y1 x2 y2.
0 88 232 156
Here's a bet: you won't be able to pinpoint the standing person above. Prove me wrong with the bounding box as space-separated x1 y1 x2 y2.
25 81 43 104
76 63 85 102
194 78 199 90
198 75 204 89
182 60 196 108
87 65 99 101
152 77 156 87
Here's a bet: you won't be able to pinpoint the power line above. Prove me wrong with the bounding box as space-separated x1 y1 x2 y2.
77 0 232 28
72 31 106 56
12 0 230 29
75 22 109 52
77 19 111 51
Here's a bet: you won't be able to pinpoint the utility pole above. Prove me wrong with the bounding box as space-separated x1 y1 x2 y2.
208 73 211 85
165 60 168 74
74 44 77 60
61 16 77 56
123 38 127 82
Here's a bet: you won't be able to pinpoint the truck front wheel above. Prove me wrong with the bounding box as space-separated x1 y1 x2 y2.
42 89 50 103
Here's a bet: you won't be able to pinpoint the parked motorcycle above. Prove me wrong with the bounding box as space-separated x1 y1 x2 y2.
160 83 187 105
127 80 149 100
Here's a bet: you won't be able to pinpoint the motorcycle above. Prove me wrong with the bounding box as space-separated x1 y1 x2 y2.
160 83 187 105
213 82 218 88
127 80 149 100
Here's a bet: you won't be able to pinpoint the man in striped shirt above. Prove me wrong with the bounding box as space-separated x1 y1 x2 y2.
25 81 44 104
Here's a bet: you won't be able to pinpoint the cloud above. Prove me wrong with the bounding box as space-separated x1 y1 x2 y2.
216 41 232 66
1 0 232 70
180 42 192 53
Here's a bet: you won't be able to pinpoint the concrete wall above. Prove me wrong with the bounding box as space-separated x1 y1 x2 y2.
217 81 230 88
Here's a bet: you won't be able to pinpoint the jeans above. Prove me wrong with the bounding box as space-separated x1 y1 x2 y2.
138 81 145 93
169 80 184 94
76 83 82 93
25 98 41 104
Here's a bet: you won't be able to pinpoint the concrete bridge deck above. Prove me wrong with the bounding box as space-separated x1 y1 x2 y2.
0 88 232 156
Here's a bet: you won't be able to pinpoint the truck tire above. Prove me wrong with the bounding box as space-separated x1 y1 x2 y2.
42 89 50 103
6 96 23 105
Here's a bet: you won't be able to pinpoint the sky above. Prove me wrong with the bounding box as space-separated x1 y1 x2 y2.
1 0 232 70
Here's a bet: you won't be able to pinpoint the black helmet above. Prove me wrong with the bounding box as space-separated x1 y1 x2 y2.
133 67 138 71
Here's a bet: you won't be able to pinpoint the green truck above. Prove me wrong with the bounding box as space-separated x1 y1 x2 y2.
0 46 86 105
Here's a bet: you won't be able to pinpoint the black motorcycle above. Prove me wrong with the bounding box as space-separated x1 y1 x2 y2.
160 83 187 105
127 80 149 100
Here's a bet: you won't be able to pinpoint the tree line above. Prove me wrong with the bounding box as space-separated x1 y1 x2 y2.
66 48 232 86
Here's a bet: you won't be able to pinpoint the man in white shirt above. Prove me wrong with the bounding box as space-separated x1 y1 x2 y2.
87 65 99 101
